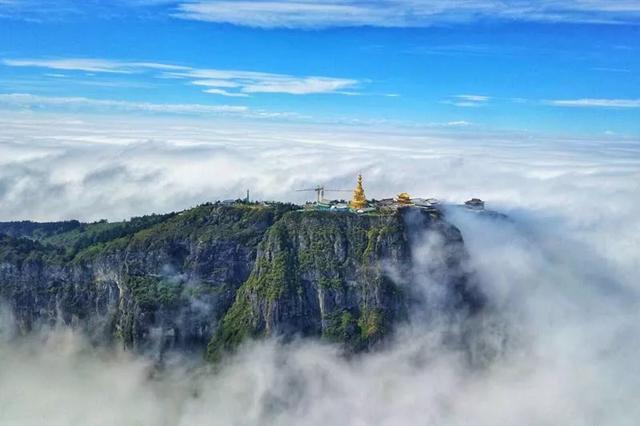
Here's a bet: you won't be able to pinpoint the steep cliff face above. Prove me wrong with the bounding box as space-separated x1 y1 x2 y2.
208 207 483 360
0 203 482 359
0 204 290 351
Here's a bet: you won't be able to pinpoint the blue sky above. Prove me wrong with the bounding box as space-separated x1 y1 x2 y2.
0 0 639 136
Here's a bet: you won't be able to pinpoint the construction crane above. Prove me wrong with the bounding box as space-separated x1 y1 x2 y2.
296 185 351 203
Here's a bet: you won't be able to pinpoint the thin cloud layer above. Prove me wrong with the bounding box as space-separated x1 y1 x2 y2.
0 93 250 115
548 98 640 108
444 94 491 108
1 58 360 96
3 58 189 74
173 0 640 28
3 0 640 26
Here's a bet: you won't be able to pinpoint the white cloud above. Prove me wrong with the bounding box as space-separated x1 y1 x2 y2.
3 0 640 26
445 120 472 127
0 93 249 115
2 58 188 73
202 88 250 97
2 57 361 96
444 94 490 107
191 79 241 88
242 76 357 95
456 94 490 102
171 67 358 95
172 0 640 28
174 1 393 28
547 98 640 108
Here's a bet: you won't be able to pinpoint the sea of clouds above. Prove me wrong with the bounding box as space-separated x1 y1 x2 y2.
0 111 639 425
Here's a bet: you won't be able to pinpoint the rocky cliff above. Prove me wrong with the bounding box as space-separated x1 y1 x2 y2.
0 202 482 359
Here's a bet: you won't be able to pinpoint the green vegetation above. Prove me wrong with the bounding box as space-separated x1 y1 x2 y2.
207 219 302 360
255 220 300 299
69 203 298 262
0 234 65 265
0 202 300 263
206 289 254 362
0 220 81 240
318 277 343 290
48 214 176 259
126 275 182 311
323 310 358 343
254 254 291 300
358 307 386 342
323 307 388 349
363 226 382 260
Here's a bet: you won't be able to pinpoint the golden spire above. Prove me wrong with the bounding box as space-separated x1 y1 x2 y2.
349 174 368 209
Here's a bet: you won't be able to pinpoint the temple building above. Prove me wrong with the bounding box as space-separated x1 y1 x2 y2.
395 192 412 205
298 173 448 215
349 174 368 209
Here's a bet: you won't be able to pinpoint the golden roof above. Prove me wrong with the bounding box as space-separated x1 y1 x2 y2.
396 192 412 204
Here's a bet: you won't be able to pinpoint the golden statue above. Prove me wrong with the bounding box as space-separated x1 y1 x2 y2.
396 192 412 205
349 174 368 209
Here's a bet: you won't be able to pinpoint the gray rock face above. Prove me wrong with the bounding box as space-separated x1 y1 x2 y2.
0 203 482 358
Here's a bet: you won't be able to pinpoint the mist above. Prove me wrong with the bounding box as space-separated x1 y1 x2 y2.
1 112 639 425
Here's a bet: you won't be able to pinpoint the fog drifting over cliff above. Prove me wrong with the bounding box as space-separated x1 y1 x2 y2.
1 112 639 425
